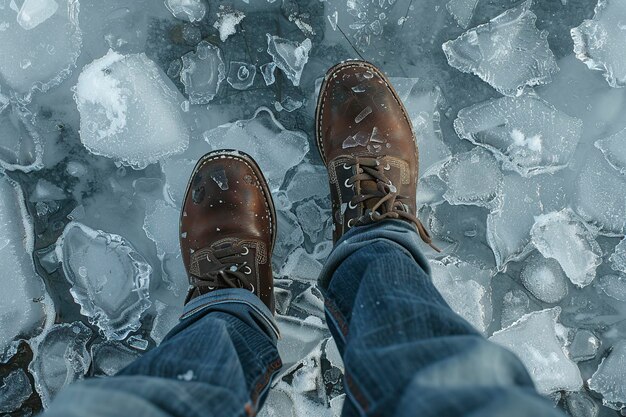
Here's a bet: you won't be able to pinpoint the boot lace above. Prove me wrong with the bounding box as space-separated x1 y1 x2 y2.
190 245 255 292
344 156 440 251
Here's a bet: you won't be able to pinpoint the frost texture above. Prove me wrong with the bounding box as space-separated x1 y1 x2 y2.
530 209 602 288
594 127 626 175
489 308 583 395
75 50 190 169
28 321 92 407
443 1 559 97
180 41 226 104
454 95 582 176
213 8 245 42
589 341 626 410
571 0 626 88
203 107 309 191
56 222 152 340
431 257 492 334
0 174 53 360
0 0 81 98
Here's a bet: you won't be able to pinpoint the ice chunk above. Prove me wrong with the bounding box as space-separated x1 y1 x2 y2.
280 248 323 283
489 308 583 394
28 322 92 407
273 209 304 269
274 96 303 113
144 200 180 257
573 151 626 235
520 252 568 303
589 340 626 410
127 335 149 350
213 8 245 42
565 392 600 417
569 329 600 362
285 163 328 204
454 95 582 176
594 127 626 174
276 314 326 368
180 40 226 104
295 200 327 243
75 50 190 169
446 0 479 29
0 369 33 413
150 300 182 345
0 0 81 97
0 103 44 172
610 238 626 273
530 209 602 288
164 0 206 22
56 222 152 340
501 289 531 328
162 158 196 208
91 340 140 376
0 174 53 360
260 62 276 86
30 179 66 202
571 0 626 87
431 257 492 334
487 172 567 268
597 274 626 301
203 107 309 191
442 1 559 97
226 61 256 90
439 148 502 208
266 34 312 86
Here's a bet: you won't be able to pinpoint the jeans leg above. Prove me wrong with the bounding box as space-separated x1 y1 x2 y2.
42 289 282 417
319 220 564 417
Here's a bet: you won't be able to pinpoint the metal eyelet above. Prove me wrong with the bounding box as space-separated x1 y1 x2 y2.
249 284 255 293
344 178 352 188
241 247 249 256
243 266 252 275
348 201 357 209
347 219 355 228
342 163 351 170
384 164 391 171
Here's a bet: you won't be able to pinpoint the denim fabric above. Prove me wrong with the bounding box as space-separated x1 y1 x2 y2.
42 220 564 417
319 220 565 417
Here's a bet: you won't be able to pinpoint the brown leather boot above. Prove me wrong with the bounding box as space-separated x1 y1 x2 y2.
315 60 438 250
180 150 277 312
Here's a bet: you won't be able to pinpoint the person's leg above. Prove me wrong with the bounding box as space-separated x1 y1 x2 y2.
319 220 564 417
43 289 281 417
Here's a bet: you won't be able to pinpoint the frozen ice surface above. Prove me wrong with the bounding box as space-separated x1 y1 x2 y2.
213 8 245 42
573 152 626 235
501 289 531 328
487 172 566 268
266 34 312 86
285 163 328 204
28 321 92 407
565 392 600 417
520 252 568 304
442 1 559 97
144 200 180 257
569 329 600 362
597 274 626 302
0 173 52 359
295 200 326 243
589 340 626 410
276 314 326 368
0 0 81 97
610 238 626 274
56 222 152 340
594 127 626 175
280 248 323 283
91 340 140 376
164 0 206 22
30 179 65 202
489 308 583 394
273 209 304 269
127 335 149 350
180 41 226 104
274 96 303 113
150 300 182 345
203 107 309 191
162 158 196 208
260 62 276 86
571 0 626 88
446 0 479 29
75 50 190 169
454 95 582 176
439 147 502 208
226 61 256 90
530 209 602 288
431 257 492 334
0 103 44 172
0 369 32 413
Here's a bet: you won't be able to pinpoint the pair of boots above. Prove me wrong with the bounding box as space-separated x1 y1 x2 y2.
180 61 437 312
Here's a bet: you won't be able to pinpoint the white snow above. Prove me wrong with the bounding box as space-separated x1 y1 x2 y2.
213 9 245 42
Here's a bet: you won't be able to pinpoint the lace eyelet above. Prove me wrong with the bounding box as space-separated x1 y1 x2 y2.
384 164 391 171
347 219 355 228
243 266 252 275
241 247 249 256
348 201 357 209
344 178 352 188
342 163 351 170
249 283 255 293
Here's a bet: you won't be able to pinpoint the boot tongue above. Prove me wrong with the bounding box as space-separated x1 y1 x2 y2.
358 178 380 213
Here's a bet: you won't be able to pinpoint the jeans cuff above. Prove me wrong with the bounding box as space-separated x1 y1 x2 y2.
181 288 280 340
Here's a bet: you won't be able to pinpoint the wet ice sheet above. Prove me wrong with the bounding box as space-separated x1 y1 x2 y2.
0 369 33 413
56 222 152 340
571 0 626 88
589 341 626 410
443 1 559 97
75 50 190 169
454 95 582 177
595 127 626 175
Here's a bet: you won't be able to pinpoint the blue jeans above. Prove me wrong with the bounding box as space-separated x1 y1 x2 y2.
43 220 563 417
